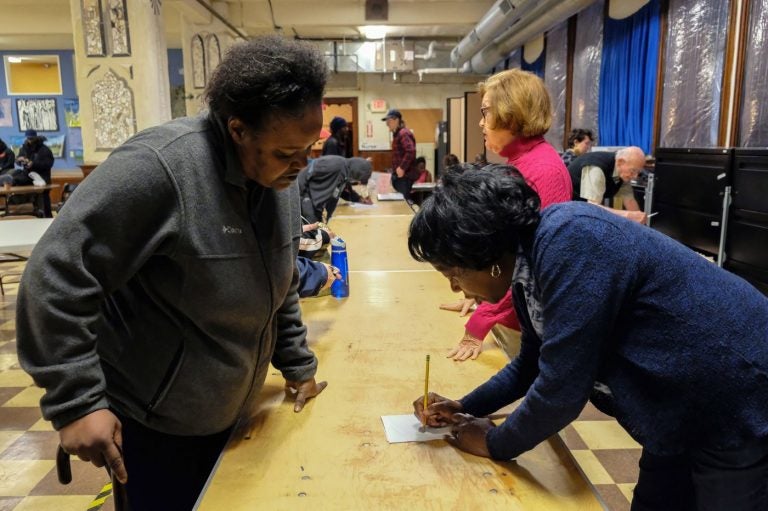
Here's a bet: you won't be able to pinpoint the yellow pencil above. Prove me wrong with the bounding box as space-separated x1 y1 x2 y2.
422 354 430 428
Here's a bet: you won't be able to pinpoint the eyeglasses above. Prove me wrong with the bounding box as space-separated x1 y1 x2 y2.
480 106 490 120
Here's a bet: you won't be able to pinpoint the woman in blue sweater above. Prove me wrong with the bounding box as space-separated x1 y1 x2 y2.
409 165 768 511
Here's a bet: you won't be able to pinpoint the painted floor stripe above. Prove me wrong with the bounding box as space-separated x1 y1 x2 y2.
348 269 435 273
331 214 413 219
87 482 113 511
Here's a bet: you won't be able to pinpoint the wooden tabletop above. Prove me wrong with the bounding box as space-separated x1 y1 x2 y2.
0 218 54 252
0 184 59 196
195 198 603 511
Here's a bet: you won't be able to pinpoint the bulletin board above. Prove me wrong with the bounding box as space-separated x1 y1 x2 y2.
448 97 464 161
464 91 484 163
399 108 442 144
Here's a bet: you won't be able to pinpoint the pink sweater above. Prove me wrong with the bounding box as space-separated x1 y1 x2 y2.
465 136 571 338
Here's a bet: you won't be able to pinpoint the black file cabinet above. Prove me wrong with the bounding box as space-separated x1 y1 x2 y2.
725 149 768 294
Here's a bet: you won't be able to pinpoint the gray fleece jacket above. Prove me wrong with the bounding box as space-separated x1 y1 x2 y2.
16 114 318 435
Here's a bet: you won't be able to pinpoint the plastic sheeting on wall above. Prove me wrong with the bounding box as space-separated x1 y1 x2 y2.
571 0 603 141
506 49 522 70
660 0 729 148
490 49 521 75
544 21 568 151
740 0 768 147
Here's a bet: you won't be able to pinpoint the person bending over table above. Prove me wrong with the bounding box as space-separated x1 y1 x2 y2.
16 35 328 511
298 155 373 224
440 69 572 361
410 166 768 511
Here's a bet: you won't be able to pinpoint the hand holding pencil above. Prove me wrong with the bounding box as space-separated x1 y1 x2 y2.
413 391 463 428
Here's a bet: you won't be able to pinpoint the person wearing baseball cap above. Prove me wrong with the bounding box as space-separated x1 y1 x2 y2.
381 109 402 121
382 108 418 209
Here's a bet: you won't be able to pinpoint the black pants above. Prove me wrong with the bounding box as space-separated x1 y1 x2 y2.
391 174 414 204
116 413 232 511
631 438 768 511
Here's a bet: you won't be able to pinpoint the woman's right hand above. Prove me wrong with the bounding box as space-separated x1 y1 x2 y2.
626 210 647 224
413 392 463 427
59 409 127 483
439 297 476 317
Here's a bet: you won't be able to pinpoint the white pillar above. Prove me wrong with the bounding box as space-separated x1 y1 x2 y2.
69 0 171 162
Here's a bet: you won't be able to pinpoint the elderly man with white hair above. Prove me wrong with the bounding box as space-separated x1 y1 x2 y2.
567 146 647 223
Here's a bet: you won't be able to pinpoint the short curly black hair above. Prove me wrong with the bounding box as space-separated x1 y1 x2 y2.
408 164 541 270
567 128 594 149
205 35 328 132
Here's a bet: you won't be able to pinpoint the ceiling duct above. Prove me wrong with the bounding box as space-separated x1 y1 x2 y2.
450 0 539 68
460 0 597 74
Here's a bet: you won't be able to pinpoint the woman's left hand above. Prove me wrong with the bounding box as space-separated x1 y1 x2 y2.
322 264 342 291
445 413 495 458
285 378 328 412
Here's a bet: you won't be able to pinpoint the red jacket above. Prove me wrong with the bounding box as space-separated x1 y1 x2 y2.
465 136 571 338
391 127 418 180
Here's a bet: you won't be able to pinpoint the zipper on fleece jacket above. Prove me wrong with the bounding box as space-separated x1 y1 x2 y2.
146 341 185 413
236 182 275 418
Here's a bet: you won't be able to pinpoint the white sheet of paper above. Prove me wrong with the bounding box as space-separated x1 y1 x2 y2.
381 414 451 443
376 192 405 201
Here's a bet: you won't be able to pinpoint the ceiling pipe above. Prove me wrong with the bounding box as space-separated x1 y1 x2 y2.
462 0 597 74
450 0 539 68
415 41 455 60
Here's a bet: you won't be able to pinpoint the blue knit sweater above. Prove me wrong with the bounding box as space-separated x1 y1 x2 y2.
460 202 768 460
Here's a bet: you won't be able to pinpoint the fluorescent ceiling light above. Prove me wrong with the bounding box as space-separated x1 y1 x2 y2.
360 25 389 40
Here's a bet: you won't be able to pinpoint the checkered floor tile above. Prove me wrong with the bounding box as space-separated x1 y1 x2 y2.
0 260 114 511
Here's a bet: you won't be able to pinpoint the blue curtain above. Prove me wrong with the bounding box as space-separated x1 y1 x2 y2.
598 0 661 153
522 50 545 78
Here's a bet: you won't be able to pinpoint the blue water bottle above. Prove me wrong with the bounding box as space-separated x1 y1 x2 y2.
330 236 349 298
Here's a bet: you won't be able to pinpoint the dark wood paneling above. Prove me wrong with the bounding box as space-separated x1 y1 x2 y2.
564 15 577 149
652 0 669 154
720 0 750 146
358 150 392 173
50 170 85 205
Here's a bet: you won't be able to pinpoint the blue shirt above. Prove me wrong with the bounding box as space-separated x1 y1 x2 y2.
461 202 768 459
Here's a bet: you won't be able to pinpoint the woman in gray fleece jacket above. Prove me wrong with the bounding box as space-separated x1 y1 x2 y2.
16 35 328 511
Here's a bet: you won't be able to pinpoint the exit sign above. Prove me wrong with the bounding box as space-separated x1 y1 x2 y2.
370 99 387 112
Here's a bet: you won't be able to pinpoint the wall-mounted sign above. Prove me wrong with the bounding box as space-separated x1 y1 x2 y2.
370 98 387 113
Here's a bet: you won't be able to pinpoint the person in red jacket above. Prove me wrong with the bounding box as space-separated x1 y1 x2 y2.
441 69 572 361
383 109 418 207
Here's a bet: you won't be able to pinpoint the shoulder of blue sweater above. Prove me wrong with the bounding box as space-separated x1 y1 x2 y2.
535 202 635 255
540 201 621 226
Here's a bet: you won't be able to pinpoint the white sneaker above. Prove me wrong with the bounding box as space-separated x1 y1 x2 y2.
28 172 45 186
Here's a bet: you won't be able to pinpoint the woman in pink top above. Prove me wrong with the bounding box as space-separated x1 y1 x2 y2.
442 69 571 361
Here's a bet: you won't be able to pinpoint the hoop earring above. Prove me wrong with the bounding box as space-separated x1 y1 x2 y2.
490 264 501 278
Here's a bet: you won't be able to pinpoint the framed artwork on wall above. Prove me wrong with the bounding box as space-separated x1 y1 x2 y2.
0 99 12 128
206 34 221 79
191 35 206 89
82 0 106 57
64 98 81 127
108 0 131 56
7 136 25 156
16 98 59 132
46 134 66 158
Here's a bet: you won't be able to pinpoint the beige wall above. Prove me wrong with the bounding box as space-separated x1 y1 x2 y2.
324 74 479 172
326 74 478 149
